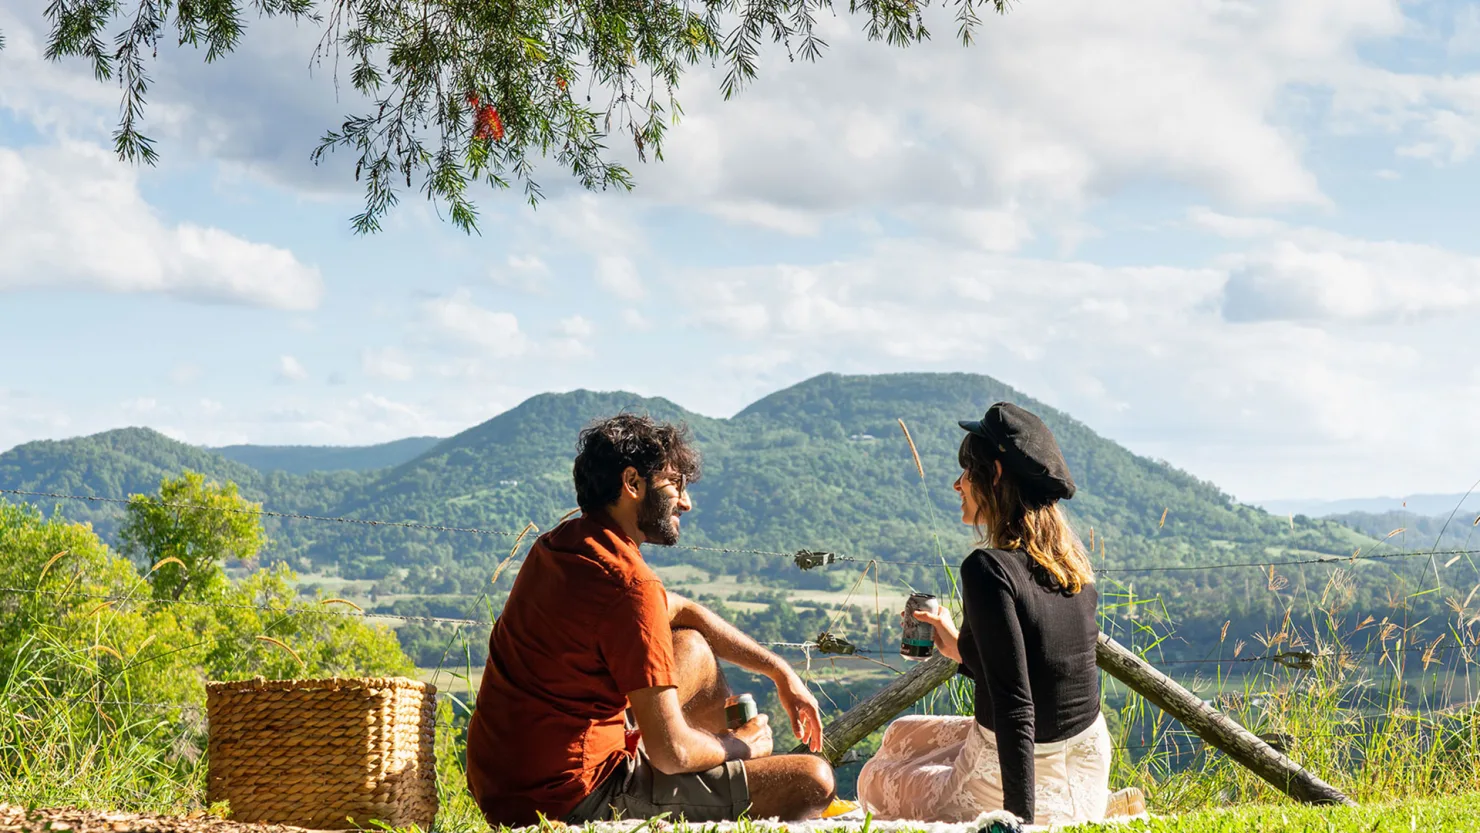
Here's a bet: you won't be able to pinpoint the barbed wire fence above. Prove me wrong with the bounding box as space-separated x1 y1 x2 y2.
4 484 1480 767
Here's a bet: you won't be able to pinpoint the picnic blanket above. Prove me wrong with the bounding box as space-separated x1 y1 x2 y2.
529 808 1151 833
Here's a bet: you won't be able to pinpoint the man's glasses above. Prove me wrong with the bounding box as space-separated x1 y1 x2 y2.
653 472 688 496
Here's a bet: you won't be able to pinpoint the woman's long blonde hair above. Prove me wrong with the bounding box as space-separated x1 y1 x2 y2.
958 433 1095 594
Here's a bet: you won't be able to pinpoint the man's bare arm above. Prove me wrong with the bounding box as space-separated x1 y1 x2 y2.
667 592 790 677
627 685 771 775
666 592 825 753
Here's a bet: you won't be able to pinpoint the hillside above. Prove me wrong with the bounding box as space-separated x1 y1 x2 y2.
0 373 1390 642
210 437 443 474
0 427 369 552
1325 509 1480 552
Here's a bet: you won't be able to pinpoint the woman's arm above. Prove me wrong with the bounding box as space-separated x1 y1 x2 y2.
961 552 1037 823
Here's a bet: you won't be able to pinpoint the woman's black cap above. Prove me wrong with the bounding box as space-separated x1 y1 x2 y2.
958 402 1076 503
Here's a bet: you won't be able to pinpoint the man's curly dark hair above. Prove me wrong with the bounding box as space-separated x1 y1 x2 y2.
572 414 702 513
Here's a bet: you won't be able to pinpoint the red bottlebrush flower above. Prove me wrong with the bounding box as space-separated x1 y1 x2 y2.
474 103 505 142
556 76 568 91
466 91 481 109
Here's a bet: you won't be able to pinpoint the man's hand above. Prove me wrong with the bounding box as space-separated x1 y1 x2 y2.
723 714 773 759
772 669 825 753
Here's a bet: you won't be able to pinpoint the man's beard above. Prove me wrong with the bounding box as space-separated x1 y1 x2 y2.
637 486 680 546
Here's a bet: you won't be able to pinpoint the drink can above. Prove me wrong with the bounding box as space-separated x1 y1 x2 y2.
901 593 939 661
725 693 758 729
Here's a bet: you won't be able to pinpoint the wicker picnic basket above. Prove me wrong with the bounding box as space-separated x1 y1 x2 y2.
206 677 438 830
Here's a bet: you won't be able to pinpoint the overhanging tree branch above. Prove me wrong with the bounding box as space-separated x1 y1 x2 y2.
8 0 1009 233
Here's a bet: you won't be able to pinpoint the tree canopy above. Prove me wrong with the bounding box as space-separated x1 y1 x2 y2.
14 0 1006 233
117 471 266 601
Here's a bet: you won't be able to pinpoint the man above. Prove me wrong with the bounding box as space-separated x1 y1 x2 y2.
466 414 836 827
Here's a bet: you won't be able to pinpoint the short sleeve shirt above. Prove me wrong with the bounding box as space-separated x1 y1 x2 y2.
466 513 675 826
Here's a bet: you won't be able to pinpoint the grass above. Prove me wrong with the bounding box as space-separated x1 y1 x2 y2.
436 795 1480 833
9 546 1480 832
1064 792 1480 833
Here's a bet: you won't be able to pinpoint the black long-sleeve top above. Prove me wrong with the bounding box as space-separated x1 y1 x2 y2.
955 548 1100 823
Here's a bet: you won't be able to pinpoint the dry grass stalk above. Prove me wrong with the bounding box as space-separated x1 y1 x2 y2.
90 644 123 661
150 557 185 573
255 636 305 667
897 418 925 480
319 598 363 612
490 522 539 588
37 551 69 583
1159 508 1169 528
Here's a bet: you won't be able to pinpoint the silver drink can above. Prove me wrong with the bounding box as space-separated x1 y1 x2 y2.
901 593 939 661
725 693 758 729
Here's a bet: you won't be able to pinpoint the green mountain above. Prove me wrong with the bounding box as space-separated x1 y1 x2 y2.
0 427 370 548
1325 510 1480 553
210 437 443 475
0 372 1397 645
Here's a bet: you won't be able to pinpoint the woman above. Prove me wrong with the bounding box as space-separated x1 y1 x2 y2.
857 402 1111 827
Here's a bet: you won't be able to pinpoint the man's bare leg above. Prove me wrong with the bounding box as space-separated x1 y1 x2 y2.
743 755 836 820
670 627 835 820
672 627 730 734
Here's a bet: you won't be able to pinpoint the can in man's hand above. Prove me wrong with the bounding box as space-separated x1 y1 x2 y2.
901 593 940 661
725 693 758 730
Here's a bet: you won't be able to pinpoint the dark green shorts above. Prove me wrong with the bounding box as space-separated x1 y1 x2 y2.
564 752 750 824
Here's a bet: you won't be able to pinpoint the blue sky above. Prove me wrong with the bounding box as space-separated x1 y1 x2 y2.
1 0 1478 504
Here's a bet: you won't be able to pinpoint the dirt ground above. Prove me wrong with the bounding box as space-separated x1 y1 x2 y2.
0 805 318 833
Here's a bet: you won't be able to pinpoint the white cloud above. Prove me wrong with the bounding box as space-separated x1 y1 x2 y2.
0 143 323 310
128 397 159 413
668 227 1480 498
361 347 416 382
8 0 1478 248
625 0 1427 237
1220 233 1480 323
1450 5 1480 57
621 308 653 331
595 255 645 300
490 254 550 294
1187 211 1480 323
1187 208 1288 240
0 4 366 194
277 355 310 383
419 289 529 357
559 316 596 339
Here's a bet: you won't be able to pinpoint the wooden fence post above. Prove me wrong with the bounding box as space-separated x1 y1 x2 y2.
793 635 1356 808
1095 632 1355 807
792 652 958 764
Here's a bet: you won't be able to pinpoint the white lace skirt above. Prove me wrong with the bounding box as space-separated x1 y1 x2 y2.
856 714 1110 826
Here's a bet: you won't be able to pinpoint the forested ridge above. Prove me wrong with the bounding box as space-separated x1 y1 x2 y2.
9 371 1457 654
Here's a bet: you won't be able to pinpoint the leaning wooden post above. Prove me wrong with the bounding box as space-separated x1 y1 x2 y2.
1095 632 1355 807
792 652 958 764
792 635 1356 808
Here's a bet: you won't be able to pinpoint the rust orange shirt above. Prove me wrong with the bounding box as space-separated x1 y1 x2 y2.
466 513 675 826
